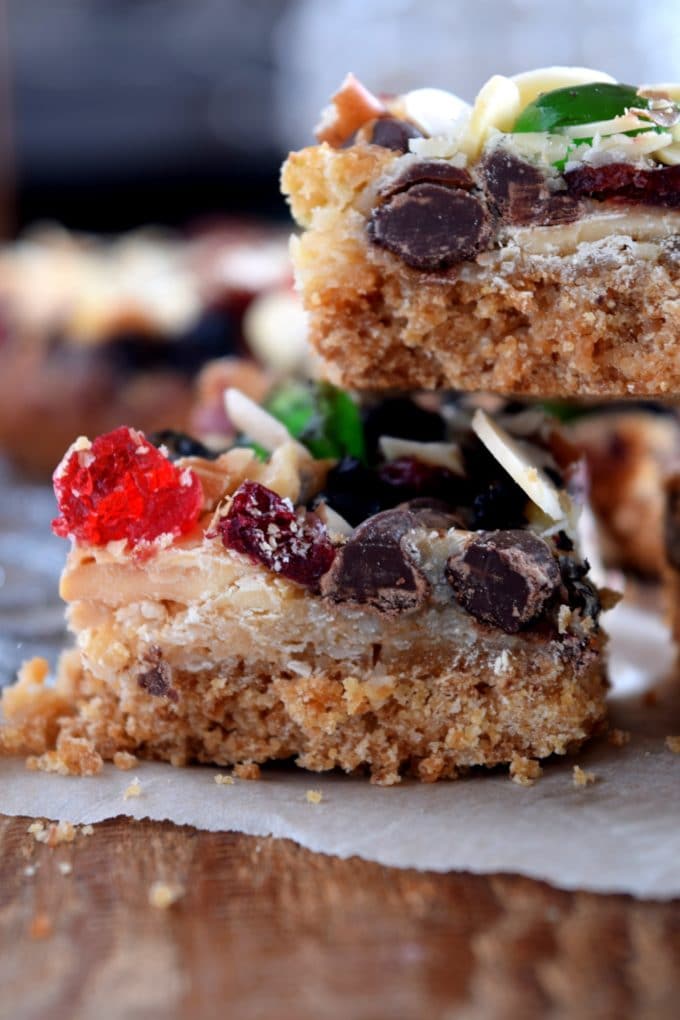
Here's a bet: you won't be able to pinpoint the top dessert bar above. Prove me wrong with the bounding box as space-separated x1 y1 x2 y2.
282 68 680 397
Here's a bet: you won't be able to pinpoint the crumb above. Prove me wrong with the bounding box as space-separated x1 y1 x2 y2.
214 773 234 786
23 865 37 878
233 762 261 781
113 751 138 771
148 881 185 910
608 728 631 747
123 777 142 800
665 735 680 754
305 789 323 804
81 824 94 836
557 604 572 634
58 861 72 876
509 756 542 787
642 689 659 708
26 736 103 777
572 765 597 787
29 912 53 940
27 820 76 847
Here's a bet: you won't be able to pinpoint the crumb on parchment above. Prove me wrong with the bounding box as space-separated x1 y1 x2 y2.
123 777 142 800
608 728 631 748
665 735 680 754
148 881 185 910
233 762 261 781
113 751 138 771
509 756 542 787
572 765 597 787
305 789 323 804
214 773 234 786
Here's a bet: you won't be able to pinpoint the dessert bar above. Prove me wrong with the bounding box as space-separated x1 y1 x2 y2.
1 387 608 783
282 68 680 396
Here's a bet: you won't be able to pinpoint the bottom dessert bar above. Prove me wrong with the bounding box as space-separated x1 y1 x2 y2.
1 389 609 783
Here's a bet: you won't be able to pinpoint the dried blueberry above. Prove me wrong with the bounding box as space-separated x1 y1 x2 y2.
314 457 383 527
149 430 222 461
362 398 446 461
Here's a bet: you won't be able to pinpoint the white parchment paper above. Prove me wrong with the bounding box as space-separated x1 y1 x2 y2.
0 599 679 900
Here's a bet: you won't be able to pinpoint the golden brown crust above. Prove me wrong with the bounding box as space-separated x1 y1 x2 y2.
282 144 680 398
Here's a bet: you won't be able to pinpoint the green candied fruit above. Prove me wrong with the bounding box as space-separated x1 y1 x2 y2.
513 82 649 133
265 381 366 462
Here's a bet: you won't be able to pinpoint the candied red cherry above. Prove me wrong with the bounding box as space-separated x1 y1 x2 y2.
52 426 203 547
215 480 335 586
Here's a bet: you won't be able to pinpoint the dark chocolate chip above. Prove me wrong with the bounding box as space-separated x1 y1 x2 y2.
369 182 493 270
137 647 178 701
320 508 430 614
480 149 581 226
370 117 423 153
445 530 561 633
380 160 475 199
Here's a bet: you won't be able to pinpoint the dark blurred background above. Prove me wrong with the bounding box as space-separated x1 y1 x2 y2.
2 0 680 233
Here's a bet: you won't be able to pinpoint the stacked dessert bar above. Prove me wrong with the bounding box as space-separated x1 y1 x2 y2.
10 64 680 783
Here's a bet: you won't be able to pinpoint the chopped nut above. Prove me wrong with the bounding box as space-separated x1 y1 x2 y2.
233 763 261 781
123 778 142 800
608 728 631 748
305 789 323 804
572 765 597 787
113 751 138 771
148 881 185 910
665 735 680 754
509 756 542 787
214 773 234 786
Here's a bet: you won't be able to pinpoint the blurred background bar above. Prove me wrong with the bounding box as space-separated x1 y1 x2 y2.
5 0 680 234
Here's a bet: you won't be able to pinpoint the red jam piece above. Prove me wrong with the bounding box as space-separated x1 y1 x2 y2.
216 480 335 586
52 426 203 547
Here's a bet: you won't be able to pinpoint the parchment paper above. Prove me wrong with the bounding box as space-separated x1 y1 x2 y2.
0 600 678 899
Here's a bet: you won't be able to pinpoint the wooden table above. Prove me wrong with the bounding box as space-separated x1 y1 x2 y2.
1 815 678 1020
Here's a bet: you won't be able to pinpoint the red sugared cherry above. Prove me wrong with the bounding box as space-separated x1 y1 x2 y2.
215 480 335 586
52 426 203 547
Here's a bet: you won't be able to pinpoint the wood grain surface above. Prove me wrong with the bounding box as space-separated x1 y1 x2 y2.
0 815 678 1020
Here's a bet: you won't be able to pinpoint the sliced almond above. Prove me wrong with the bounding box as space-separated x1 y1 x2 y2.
315 501 354 538
379 436 463 474
462 75 521 160
471 409 566 522
224 388 308 458
511 66 616 108
398 87 471 139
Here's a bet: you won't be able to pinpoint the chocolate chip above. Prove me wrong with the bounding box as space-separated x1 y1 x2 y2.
564 161 680 208
370 117 423 153
368 183 493 270
445 530 561 633
558 556 601 624
137 647 178 701
380 160 475 199
320 508 430 614
480 149 580 226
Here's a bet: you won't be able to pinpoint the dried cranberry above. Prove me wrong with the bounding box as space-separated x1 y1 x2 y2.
215 480 335 586
52 426 203 547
